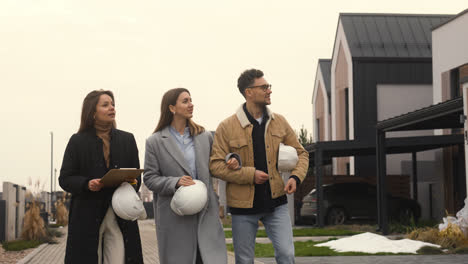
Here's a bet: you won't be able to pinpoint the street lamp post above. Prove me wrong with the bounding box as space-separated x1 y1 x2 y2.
54 168 57 193
50 131 53 213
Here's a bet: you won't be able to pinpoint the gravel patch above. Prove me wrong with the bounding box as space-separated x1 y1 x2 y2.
0 245 36 264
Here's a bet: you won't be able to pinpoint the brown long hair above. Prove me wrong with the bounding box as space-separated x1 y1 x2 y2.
78 90 116 133
153 88 204 135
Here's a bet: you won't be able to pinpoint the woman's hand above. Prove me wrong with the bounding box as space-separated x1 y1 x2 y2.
226 157 240 170
88 179 104 192
176 175 195 187
125 177 138 185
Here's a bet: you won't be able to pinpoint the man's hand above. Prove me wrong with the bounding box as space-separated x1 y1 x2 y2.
284 178 297 194
88 179 104 192
254 170 269 184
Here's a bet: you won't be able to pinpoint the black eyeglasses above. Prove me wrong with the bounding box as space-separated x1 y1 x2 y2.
247 84 272 91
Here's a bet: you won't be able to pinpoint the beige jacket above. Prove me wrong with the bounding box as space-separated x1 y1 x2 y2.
209 105 309 208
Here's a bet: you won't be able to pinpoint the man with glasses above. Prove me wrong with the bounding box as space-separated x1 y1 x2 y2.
210 69 309 264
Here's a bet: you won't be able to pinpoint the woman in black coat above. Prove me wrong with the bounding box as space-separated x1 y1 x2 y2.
59 90 143 264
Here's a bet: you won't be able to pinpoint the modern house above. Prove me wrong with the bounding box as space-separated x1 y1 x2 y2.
372 9 468 233
431 8 468 213
311 13 454 225
312 59 332 142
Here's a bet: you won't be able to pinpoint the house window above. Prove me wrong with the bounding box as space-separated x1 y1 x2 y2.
346 162 350 176
315 118 320 141
450 68 460 98
345 88 349 140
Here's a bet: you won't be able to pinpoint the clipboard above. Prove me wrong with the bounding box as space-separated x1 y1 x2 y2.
100 168 144 187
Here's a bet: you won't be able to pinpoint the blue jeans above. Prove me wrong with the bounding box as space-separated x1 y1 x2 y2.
231 204 295 264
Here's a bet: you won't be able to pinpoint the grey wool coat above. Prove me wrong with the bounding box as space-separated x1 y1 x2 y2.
143 127 227 264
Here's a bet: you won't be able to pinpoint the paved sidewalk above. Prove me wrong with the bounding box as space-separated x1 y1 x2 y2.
18 220 263 264
17 227 67 264
20 221 468 264
139 220 160 264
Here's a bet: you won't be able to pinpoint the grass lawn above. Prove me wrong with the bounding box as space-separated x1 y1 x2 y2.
224 228 361 238
223 220 453 257
226 240 409 257
2 240 42 251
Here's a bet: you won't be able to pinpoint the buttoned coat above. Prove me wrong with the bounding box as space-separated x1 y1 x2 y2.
143 127 227 264
59 128 143 264
210 105 309 208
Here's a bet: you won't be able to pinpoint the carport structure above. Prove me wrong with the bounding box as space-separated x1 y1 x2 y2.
308 97 464 234
376 97 464 234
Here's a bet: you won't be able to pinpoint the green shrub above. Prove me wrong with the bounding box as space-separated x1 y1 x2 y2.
453 246 468 254
416 246 443 255
389 218 439 234
47 227 63 238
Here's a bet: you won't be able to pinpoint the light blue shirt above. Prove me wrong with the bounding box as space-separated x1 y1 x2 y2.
169 126 197 179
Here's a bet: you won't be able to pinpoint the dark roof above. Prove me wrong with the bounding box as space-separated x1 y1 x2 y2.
318 59 331 96
432 8 468 31
318 59 331 113
376 97 463 132
339 13 453 58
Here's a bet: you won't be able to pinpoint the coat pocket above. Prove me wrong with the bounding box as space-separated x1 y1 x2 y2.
271 130 286 141
229 138 248 149
228 138 249 162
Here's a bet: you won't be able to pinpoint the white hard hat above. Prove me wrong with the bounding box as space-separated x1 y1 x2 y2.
112 182 147 221
170 179 208 216
278 143 299 172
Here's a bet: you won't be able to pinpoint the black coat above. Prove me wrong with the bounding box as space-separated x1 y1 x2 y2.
59 128 143 264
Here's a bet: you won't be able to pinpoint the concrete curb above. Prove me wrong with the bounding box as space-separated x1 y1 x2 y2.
16 243 48 264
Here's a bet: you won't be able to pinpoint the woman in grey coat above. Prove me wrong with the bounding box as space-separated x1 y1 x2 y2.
144 88 236 264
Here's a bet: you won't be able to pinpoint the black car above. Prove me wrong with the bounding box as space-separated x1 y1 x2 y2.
299 182 421 225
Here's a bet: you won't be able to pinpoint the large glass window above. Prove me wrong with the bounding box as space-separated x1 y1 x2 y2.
345 88 349 140
315 118 320 141
450 68 460 98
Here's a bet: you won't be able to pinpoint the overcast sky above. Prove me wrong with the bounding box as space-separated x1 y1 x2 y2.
0 0 466 191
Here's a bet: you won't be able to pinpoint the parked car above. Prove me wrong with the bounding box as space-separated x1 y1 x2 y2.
299 182 421 225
